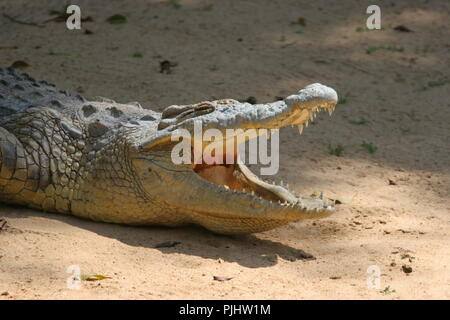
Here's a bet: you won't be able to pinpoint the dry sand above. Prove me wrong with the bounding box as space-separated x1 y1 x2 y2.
0 0 449 299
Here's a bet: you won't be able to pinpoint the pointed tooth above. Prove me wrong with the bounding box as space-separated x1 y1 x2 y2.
305 120 309 128
328 108 333 116
224 185 229 190
297 124 303 135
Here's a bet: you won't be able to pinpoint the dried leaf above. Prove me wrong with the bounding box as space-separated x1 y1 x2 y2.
10 60 29 69
81 274 112 281
213 276 232 281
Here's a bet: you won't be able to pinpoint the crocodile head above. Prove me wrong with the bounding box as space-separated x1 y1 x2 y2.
129 83 338 234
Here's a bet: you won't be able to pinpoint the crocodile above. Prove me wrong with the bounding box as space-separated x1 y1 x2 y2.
0 67 338 234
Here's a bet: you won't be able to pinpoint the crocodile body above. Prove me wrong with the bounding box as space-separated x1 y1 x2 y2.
0 67 338 234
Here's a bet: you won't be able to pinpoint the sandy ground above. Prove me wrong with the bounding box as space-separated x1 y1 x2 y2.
0 0 449 299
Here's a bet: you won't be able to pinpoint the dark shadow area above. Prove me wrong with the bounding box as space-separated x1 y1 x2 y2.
0 204 322 268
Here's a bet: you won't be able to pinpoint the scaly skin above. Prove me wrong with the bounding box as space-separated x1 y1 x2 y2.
0 67 338 234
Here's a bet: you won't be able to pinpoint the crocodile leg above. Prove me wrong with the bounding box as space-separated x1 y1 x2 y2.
0 126 28 201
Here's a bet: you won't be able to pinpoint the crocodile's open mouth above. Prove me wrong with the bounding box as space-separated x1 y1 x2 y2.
192 103 336 209
194 161 300 204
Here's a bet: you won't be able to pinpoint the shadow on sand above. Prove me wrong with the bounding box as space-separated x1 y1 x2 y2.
1 204 321 268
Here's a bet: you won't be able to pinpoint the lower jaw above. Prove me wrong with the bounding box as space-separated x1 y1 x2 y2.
187 209 297 235
193 159 299 205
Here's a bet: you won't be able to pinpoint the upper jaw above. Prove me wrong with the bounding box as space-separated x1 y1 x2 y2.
138 83 338 151
172 83 338 132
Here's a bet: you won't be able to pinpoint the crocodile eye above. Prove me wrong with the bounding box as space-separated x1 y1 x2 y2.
158 102 215 130
161 102 215 119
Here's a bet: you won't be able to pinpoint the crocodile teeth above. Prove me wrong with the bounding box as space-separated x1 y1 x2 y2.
238 163 298 204
224 185 230 190
328 108 333 116
297 124 303 135
305 120 309 128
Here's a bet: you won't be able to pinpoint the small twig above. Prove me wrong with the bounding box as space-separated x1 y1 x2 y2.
3 13 45 27
0 218 8 231
340 60 371 74
280 41 297 49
